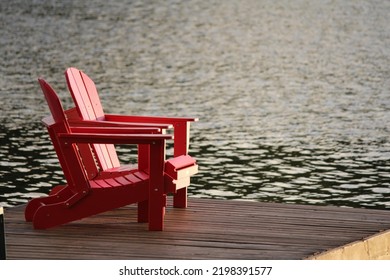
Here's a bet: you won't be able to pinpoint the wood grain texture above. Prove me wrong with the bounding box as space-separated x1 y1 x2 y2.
4 198 390 259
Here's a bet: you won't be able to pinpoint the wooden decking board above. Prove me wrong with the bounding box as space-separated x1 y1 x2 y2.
189 203 389 221
4 198 390 259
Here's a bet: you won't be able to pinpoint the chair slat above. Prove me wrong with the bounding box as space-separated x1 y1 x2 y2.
133 171 149 181
67 68 96 120
114 176 133 186
67 68 120 170
124 174 142 183
103 178 121 188
80 70 105 119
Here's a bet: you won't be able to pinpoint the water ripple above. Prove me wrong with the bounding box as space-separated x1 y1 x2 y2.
1 0 390 209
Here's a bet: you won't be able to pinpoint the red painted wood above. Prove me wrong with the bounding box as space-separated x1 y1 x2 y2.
26 69 199 230
164 176 191 193
105 114 198 123
79 69 105 119
68 118 172 129
172 123 191 208
59 133 172 145
66 67 120 170
124 174 142 183
114 176 131 186
38 79 89 194
66 69 93 120
138 144 149 172
165 155 197 179
64 67 199 210
25 78 179 230
137 200 149 223
71 126 161 134
133 171 150 181
77 143 98 179
148 141 166 231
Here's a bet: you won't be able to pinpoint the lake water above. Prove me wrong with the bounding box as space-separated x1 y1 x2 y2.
1 0 390 209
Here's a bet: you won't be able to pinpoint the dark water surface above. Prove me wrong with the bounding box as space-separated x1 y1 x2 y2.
1 0 390 209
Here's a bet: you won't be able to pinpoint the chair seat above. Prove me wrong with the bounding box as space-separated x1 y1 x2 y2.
90 170 148 188
96 164 137 179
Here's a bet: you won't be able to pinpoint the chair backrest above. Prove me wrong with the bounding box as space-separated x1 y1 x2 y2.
38 78 90 192
65 67 120 171
39 79 69 125
65 67 105 120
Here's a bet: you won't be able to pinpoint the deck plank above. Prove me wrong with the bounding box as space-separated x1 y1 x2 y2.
4 198 390 259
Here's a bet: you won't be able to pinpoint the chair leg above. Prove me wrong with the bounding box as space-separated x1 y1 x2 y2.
137 200 148 223
148 140 166 231
148 195 166 231
173 122 190 209
173 188 187 208
138 144 149 171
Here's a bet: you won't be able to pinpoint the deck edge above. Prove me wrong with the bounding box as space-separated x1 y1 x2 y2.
307 229 390 260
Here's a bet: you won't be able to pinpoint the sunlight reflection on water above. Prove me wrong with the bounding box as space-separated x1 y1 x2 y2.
1 0 390 209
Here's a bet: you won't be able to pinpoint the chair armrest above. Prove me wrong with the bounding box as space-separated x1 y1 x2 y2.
104 115 197 156
59 133 173 145
70 126 161 134
68 119 173 129
105 114 199 124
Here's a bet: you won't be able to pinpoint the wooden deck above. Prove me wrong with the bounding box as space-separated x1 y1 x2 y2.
4 198 390 259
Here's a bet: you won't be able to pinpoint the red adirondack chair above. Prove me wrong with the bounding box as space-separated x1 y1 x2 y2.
65 67 198 208
25 79 197 230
